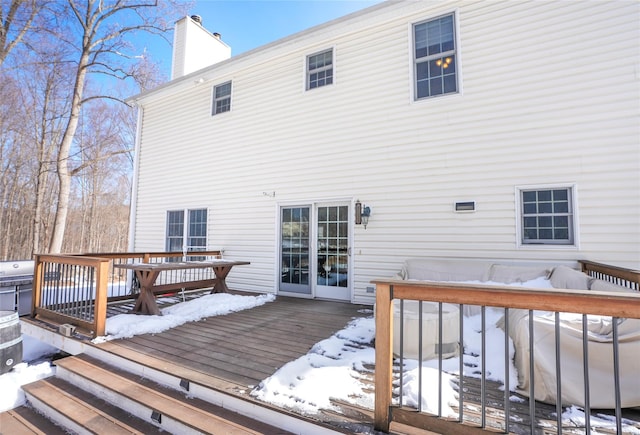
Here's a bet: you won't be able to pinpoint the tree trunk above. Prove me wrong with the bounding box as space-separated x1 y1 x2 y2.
48 50 89 253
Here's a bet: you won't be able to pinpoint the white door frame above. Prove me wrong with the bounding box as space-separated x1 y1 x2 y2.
276 198 355 302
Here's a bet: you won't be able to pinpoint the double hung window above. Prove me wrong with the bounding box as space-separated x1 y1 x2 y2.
519 187 575 245
307 49 333 90
212 81 232 115
166 209 208 256
413 14 458 99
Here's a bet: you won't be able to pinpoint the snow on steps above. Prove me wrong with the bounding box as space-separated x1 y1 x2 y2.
22 354 289 435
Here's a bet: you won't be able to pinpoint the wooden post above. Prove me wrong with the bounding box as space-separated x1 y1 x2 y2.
93 258 109 337
32 255 44 317
374 282 394 432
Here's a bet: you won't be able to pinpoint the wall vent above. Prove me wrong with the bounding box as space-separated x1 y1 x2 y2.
454 201 476 212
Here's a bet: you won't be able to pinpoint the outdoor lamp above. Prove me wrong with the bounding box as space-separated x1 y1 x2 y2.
361 205 371 229
355 200 371 229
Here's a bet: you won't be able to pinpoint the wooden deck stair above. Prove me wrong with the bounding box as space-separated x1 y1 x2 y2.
19 354 293 435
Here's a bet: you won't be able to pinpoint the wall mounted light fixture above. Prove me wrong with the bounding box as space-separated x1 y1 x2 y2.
355 200 371 229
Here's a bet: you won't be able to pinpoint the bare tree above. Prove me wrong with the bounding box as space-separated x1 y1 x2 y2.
0 0 43 65
0 0 186 259
47 0 188 253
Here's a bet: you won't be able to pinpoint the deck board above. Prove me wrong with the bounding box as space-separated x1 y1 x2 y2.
104 295 369 391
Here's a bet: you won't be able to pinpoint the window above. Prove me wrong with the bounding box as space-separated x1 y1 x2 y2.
519 187 575 245
414 14 458 99
166 209 208 255
307 49 333 90
212 81 232 115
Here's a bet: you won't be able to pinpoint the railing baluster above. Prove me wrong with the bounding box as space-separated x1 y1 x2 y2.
612 318 622 435
418 300 423 413
504 307 510 433
529 310 535 434
582 314 591 434
481 306 486 429
399 299 404 408
438 302 443 417
458 303 464 424
555 311 563 435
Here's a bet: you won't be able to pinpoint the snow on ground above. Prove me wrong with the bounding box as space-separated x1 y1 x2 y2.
251 311 377 414
4 283 639 433
0 335 58 412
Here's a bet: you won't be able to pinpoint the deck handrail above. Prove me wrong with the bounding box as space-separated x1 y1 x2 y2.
32 250 222 337
372 274 640 433
33 254 110 336
580 260 640 290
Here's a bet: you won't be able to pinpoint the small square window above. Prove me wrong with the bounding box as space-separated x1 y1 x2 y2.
519 187 575 245
413 14 458 99
212 81 232 115
307 49 333 90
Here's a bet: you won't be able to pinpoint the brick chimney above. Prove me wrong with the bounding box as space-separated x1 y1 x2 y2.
171 15 231 79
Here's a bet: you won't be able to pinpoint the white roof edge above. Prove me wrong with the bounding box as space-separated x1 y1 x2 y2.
126 0 393 105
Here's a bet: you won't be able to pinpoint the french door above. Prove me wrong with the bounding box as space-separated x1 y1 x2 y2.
279 203 351 301
279 206 311 295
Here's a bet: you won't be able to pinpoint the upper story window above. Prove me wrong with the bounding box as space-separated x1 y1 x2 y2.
518 187 575 246
307 49 333 90
413 14 458 99
212 81 232 115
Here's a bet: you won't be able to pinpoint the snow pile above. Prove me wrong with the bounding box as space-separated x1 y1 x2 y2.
0 335 58 412
94 292 276 342
251 312 376 414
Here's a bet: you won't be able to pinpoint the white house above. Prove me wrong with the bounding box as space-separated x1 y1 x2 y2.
127 0 640 305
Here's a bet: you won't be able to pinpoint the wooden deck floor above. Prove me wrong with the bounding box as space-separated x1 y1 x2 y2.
72 293 640 433
104 294 370 392
98 293 384 433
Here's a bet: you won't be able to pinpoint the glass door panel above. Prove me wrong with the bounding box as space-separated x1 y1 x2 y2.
316 205 350 300
280 206 311 294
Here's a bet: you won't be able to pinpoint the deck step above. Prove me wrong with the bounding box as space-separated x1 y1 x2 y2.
50 353 290 434
21 377 162 434
0 405 68 435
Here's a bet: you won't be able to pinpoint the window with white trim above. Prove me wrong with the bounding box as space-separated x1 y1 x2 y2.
212 81 232 115
519 187 575 245
307 49 333 90
413 14 458 99
166 209 208 254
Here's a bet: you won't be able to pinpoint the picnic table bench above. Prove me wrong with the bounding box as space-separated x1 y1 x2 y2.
114 260 250 315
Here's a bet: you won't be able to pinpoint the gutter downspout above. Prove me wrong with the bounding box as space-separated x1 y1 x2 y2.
127 104 143 252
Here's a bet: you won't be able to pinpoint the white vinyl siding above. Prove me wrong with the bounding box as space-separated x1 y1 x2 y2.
131 1 640 304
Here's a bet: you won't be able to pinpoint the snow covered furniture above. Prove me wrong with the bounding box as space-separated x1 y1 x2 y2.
393 300 460 360
391 257 563 360
505 265 640 408
391 258 640 407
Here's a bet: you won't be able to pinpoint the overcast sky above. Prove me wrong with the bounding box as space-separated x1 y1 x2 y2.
146 0 383 77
